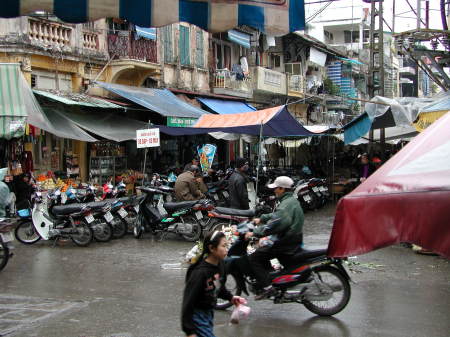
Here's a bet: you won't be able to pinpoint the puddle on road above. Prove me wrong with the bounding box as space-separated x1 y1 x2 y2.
0 294 87 336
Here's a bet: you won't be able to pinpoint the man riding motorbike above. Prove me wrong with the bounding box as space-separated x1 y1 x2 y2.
175 165 206 201
245 176 304 300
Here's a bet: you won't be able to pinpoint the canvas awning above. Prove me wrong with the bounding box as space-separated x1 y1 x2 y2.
0 63 28 139
413 94 450 132
60 110 149 142
228 30 251 49
135 26 156 40
33 89 123 109
197 98 255 114
95 81 209 118
1 0 305 36
329 111 450 259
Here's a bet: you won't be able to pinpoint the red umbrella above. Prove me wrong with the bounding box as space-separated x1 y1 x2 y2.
328 112 450 259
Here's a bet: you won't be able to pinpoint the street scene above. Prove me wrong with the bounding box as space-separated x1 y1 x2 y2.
0 1 450 337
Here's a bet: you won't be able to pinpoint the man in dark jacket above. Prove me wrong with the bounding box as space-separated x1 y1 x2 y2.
245 176 304 300
228 157 250 210
175 165 206 201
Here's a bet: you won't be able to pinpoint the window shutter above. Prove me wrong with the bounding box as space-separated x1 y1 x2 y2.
179 25 190 66
163 26 173 63
196 30 204 68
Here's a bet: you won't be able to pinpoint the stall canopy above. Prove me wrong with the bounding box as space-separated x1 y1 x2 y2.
135 26 157 40
1 0 305 36
414 93 450 132
60 110 149 142
0 63 28 139
197 98 256 115
95 81 209 118
33 89 123 109
343 95 436 144
328 111 450 259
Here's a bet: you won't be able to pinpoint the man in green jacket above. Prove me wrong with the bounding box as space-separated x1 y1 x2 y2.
245 176 304 300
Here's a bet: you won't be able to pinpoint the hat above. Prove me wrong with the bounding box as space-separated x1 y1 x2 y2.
267 176 294 189
235 157 249 168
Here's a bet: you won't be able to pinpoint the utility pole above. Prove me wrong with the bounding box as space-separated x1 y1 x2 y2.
368 0 385 157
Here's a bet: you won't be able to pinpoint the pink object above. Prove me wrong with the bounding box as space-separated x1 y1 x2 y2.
328 112 450 259
230 304 251 324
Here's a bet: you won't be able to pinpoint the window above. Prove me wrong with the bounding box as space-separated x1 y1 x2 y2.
31 74 37 88
162 25 173 63
285 63 302 75
179 25 190 66
270 54 281 68
344 31 360 43
324 31 334 43
195 29 204 68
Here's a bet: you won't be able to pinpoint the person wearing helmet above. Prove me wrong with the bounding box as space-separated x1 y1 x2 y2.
175 165 206 201
245 176 304 300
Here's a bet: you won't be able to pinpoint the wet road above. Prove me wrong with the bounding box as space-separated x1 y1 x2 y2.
1 204 449 337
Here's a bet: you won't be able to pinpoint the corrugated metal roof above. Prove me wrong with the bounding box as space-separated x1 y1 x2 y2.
33 90 123 109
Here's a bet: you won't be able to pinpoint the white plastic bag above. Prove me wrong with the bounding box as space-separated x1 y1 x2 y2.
230 304 251 324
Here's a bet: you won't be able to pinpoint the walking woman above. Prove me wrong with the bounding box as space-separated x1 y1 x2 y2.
181 231 245 337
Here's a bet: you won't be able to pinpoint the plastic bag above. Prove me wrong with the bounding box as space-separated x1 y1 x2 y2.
230 304 251 324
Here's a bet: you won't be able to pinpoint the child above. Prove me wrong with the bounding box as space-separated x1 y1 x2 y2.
181 231 245 337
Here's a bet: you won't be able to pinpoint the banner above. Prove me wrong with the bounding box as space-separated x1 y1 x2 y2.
197 144 217 172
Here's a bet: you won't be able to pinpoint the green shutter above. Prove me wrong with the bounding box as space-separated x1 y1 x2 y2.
163 26 173 63
196 30 204 68
179 25 190 66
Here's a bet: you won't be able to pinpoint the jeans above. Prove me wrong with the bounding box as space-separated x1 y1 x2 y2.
192 308 215 337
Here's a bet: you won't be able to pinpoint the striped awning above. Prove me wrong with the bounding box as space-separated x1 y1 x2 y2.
228 29 251 49
0 63 27 139
1 0 305 36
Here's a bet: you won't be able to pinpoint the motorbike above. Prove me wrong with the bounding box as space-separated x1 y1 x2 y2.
18 190 94 246
132 186 209 242
0 218 17 271
216 220 351 317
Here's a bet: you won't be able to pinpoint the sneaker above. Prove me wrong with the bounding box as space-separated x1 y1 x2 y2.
255 286 275 301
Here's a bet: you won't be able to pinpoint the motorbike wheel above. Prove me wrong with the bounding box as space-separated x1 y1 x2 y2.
215 274 242 310
93 222 113 242
14 220 41 245
71 223 93 247
303 266 351 316
133 213 144 239
0 240 10 271
308 191 320 210
111 216 127 239
181 215 202 242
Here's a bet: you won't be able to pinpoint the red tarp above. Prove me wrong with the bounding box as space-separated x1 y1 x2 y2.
328 112 450 259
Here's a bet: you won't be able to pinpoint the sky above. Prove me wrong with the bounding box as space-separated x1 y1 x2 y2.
305 0 446 33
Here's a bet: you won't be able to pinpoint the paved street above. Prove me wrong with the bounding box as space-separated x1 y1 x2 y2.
1 204 449 337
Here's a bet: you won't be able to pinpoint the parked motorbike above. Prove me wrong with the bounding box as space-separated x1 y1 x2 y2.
17 191 94 246
0 218 17 271
132 186 208 242
216 220 351 317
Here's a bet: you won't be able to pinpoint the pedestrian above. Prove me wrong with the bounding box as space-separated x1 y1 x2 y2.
14 173 34 210
181 230 245 337
175 165 206 201
0 168 11 217
184 156 200 172
228 157 250 210
358 153 375 182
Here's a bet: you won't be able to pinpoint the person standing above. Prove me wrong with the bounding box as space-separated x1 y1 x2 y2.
0 168 11 217
228 157 250 210
181 231 245 337
358 153 375 182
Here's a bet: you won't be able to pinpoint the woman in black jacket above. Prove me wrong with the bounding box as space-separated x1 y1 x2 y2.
181 231 245 337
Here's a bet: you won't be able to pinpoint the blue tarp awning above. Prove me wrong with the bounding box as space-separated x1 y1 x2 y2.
135 26 156 40
1 1 305 36
95 81 209 118
197 98 256 114
343 112 372 144
228 30 251 49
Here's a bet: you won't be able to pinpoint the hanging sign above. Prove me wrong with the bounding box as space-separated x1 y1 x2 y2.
167 117 198 127
197 144 217 172
136 128 160 148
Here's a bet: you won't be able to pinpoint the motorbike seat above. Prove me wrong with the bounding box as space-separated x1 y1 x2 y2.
214 207 255 217
288 248 328 265
86 201 110 211
163 200 198 211
52 204 84 216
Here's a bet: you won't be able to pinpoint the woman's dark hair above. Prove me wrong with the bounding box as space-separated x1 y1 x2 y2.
186 230 226 281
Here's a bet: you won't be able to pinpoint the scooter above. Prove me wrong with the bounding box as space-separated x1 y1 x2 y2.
216 220 351 317
0 218 17 271
132 186 208 242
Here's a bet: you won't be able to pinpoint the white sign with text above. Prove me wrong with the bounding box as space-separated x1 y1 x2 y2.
136 128 160 148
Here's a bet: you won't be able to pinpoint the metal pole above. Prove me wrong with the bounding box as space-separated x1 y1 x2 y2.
255 121 263 200
392 0 396 33
417 0 421 29
379 0 386 159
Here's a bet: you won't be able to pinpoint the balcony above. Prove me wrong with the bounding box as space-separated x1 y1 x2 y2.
28 17 72 49
212 69 252 99
252 66 287 95
287 74 305 97
107 33 157 63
